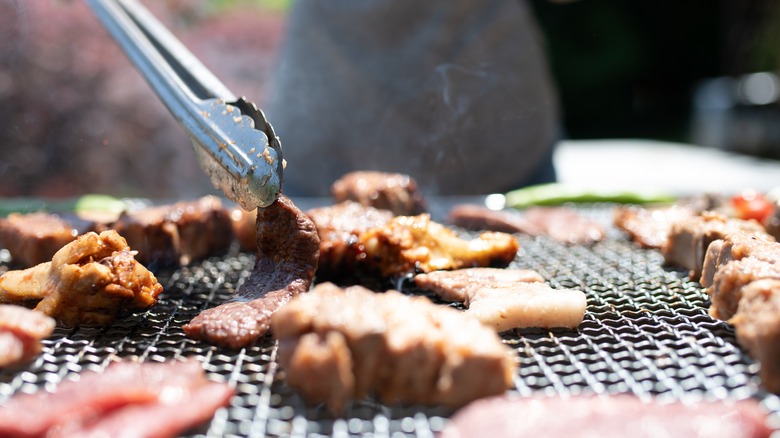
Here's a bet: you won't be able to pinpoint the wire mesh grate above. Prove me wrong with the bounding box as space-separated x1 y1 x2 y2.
1 205 779 436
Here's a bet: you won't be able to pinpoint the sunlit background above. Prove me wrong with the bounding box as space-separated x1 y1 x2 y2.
2 0 780 198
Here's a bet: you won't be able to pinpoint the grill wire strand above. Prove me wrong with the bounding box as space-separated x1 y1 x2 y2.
1 204 780 437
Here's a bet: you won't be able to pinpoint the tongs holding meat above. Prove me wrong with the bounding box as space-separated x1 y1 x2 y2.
85 0 283 210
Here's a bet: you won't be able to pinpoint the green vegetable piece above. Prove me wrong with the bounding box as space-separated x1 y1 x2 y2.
504 183 676 208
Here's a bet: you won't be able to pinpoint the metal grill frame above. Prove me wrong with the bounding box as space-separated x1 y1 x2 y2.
1 203 780 437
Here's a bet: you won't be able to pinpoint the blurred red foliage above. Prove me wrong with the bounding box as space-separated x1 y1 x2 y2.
0 0 285 199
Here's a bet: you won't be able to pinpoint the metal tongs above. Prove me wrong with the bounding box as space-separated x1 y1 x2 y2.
85 0 283 210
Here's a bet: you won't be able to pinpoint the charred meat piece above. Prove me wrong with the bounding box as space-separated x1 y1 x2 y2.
0 212 96 268
0 359 234 438
441 394 770 438
306 201 394 279
0 230 163 326
272 282 517 414
331 171 427 216
0 305 55 368
732 279 780 393
183 195 320 349
113 196 233 266
662 212 767 280
414 268 587 331
448 204 605 245
360 214 519 277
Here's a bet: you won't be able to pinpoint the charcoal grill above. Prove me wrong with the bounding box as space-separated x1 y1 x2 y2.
1 201 779 437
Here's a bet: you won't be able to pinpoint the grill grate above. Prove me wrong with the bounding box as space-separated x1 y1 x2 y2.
1 204 780 436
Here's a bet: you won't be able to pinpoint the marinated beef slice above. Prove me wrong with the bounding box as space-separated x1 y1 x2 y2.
331 171 427 216
732 279 780 393
0 212 97 268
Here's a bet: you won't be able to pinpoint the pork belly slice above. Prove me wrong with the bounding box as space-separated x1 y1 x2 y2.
360 214 519 277
331 171 427 216
662 211 768 280
414 268 586 331
183 195 320 349
306 201 394 280
113 195 233 266
0 230 163 326
413 267 545 302
732 279 780 393
0 212 96 268
0 305 55 368
0 359 233 438
272 282 517 414
441 394 771 438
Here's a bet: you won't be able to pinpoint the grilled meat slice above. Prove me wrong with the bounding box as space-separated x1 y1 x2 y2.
0 230 163 326
0 212 96 268
522 207 605 245
331 171 427 216
113 196 233 266
413 267 544 302
732 279 780 393
414 268 586 331
360 214 519 277
272 282 517 414
442 394 771 438
447 204 545 235
663 212 768 280
0 359 233 438
614 194 726 249
701 231 777 289
448 205 605 245
0 305 55 368
709 256 780 320
183 195 320 349
306 201 394 280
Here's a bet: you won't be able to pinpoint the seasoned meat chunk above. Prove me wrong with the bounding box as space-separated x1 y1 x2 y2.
0 212 96 268
306 201 393 279
360 214 519 277
0 230 163 326
732 279 780 393
272 283 517 414
183 195 320 349
663 212 768 280
442 394 770 438
331 171 427 216
0 305 55 367
414 268 587 331
113 196 233 266
614 205 696 249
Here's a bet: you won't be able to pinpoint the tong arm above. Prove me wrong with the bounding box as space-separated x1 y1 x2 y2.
86 0 283 209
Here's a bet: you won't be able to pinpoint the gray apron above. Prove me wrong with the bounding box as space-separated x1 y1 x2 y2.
266 0 559 196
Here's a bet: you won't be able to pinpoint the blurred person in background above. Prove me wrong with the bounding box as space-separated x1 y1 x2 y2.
266 0 566 197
